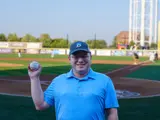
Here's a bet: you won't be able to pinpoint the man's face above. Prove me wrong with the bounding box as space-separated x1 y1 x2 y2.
69 51 91 75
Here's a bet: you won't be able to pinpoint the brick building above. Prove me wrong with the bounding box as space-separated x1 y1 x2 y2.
116 31 149 45
116 31 129 45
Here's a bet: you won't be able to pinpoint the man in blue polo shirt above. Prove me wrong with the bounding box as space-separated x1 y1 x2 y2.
28 41 119 120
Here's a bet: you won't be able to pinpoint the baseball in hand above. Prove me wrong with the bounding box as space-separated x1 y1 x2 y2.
28 61 40 71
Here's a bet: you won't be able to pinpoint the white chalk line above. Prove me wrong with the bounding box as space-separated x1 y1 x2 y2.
119 94 160 99
107 65 133 74
121 77 160 83
0 79 50 85
129 60 151 71
129 65 140 71
107 60 147 74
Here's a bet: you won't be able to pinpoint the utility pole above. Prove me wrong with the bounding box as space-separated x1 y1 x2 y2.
66 34 69 48
94 33 96 49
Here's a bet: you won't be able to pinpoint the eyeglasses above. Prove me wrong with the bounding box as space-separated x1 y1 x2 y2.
71 55 89 60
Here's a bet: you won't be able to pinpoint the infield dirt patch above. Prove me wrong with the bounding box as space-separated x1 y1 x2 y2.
0 62 24 67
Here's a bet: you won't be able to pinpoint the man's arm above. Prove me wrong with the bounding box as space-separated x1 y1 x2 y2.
105 108 118 120
29 66 50 110
104 77 119 120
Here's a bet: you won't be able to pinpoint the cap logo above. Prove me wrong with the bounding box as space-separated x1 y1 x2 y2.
76 43 81 48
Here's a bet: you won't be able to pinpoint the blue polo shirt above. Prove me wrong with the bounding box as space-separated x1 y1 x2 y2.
44 69 119 120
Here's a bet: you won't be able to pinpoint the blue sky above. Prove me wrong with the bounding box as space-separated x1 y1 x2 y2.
0 0 159 45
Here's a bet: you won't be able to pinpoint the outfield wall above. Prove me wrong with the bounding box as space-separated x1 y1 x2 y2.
0 42 158 56
0 48 158 57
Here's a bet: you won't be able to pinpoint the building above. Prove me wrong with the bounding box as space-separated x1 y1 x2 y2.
116 31 129 45
116 31 149 46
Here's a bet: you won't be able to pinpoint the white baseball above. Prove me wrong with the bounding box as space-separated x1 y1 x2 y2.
29 61 40 71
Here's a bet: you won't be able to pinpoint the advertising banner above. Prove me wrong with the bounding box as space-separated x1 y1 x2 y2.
53 49 66 55
111 50 126 56
27 43 42 49
137 51 143 56
9 42 26 48
96 50 111 56
40 49 52 54
0 48 12 53
66 49 70 55
0 42 9 48
143 50 157 56
26 49 40 54
126 51 133 56
90 49 95 55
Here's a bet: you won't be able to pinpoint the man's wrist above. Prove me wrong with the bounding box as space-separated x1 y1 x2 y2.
30 77 40 81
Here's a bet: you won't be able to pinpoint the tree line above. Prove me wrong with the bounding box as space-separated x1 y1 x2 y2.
0 33 108 49
0 33 157 49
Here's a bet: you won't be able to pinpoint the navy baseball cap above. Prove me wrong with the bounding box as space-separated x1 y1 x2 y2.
69 41 90 55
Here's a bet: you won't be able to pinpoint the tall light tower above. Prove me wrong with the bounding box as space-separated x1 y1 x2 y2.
129 0 159 47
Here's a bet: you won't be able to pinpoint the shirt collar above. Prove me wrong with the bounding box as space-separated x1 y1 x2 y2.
66 68 96 80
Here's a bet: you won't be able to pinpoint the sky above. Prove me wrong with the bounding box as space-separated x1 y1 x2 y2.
0 0 159 45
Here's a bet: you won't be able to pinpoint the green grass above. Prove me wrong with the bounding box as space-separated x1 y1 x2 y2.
0 94 159 120
0 53 148 61
0 95 55 120
118 96 160 120
0 64 125 77
0 54 148 76
127 61 160 81
92 56 148 61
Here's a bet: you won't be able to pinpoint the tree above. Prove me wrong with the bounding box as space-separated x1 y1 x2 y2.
50 38 69 48
8 33 19 42
86 40 94 48
129 40 135 47
97 40 108 48
21 34 37 42
109 36 117 48
39 33 51 47
0 33 6 41
86 40 107 49
150 42 157 49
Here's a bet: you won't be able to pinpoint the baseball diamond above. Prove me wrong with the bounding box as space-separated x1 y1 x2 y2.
0 56 160 120
0 58 159 97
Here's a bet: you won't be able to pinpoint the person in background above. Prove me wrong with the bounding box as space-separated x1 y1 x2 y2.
133 52 139 65
51 49 54 58
131 45 139 65
154 52 158 61
18 49 21 58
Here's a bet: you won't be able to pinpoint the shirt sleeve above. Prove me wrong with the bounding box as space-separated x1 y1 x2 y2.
44 80 55 106
105 77 119 109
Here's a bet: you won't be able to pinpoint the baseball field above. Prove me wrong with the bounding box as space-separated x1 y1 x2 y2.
0 53 160 120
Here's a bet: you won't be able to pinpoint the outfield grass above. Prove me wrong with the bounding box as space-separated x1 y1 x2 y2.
0 54 148 76
0 94 159 120
0 62 125 76
0 53 148 61
127 61 160 81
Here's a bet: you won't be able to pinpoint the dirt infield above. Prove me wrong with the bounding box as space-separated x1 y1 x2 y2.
0 62 24 67
0 58 160 98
